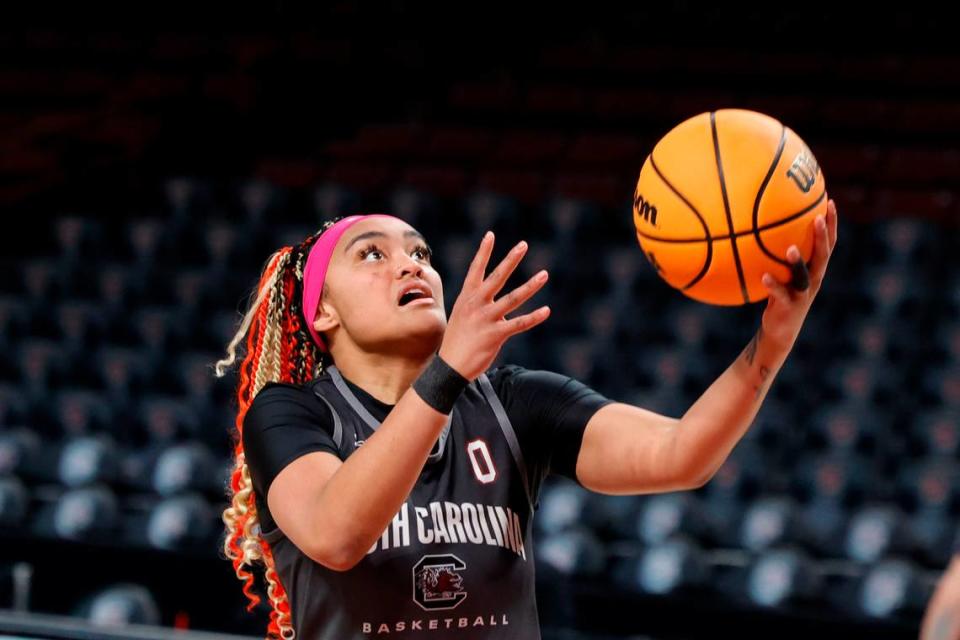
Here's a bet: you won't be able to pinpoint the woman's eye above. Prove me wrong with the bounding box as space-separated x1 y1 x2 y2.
359 243 431 262
359 245 383 261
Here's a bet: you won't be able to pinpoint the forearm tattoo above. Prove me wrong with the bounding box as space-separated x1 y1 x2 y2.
742 326 770 399
743 325 763 366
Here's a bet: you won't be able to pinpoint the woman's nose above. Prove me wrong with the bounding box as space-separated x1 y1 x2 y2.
396 254 423 277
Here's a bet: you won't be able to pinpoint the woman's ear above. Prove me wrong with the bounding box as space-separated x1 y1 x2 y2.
312 297 340 336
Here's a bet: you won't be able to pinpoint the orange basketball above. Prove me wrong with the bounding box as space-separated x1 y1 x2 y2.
632 109 828 305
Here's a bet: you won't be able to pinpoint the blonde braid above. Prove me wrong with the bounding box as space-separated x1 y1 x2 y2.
215 249 287 379
252 250 291 396
217 219 343 640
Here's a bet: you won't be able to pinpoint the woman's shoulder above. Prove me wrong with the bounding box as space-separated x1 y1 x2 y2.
484 363 597 400
485 362 529 381
251 380 316 403
485 363 561 386
246 380 332 426
482 363 552 399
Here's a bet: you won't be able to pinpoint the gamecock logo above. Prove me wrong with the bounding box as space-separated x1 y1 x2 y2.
412 554 468 611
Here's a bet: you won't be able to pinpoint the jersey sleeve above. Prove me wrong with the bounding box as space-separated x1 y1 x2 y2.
486 364 615 497
241 382 341 502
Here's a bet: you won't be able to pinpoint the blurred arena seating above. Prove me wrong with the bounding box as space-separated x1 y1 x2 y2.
2 175 955 637
1 4 958 639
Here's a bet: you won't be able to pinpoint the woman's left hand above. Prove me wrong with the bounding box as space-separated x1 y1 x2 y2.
759 197 839 351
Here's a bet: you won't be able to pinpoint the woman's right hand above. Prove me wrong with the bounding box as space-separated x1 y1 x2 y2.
438 231 551 381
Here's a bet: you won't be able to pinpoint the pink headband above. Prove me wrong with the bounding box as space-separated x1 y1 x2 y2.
302 214 400 351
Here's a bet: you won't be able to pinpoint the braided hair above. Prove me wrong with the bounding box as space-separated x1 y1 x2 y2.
214 218 341 639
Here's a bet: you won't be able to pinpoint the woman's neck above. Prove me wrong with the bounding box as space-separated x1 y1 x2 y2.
331 350 433 406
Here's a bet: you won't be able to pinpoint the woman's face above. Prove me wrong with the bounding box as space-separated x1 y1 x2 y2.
313 217 447 357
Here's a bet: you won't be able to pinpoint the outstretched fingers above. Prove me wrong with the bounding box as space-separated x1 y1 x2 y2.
502 305 552 338
478 239 529 300
490 269 550 318
463 231 495 291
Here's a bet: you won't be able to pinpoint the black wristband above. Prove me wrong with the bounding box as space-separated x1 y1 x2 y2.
412 354 469 415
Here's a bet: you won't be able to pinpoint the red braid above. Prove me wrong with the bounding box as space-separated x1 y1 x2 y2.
223 249 300 638
222 225 337 640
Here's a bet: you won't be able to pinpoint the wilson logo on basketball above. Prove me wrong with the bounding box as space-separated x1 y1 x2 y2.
786 149 820 194
633 189 659 227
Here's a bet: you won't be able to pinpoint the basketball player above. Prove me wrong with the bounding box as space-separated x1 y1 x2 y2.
214 201 837 639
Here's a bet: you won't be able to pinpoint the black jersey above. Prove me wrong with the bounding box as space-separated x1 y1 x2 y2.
243 363 613 639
